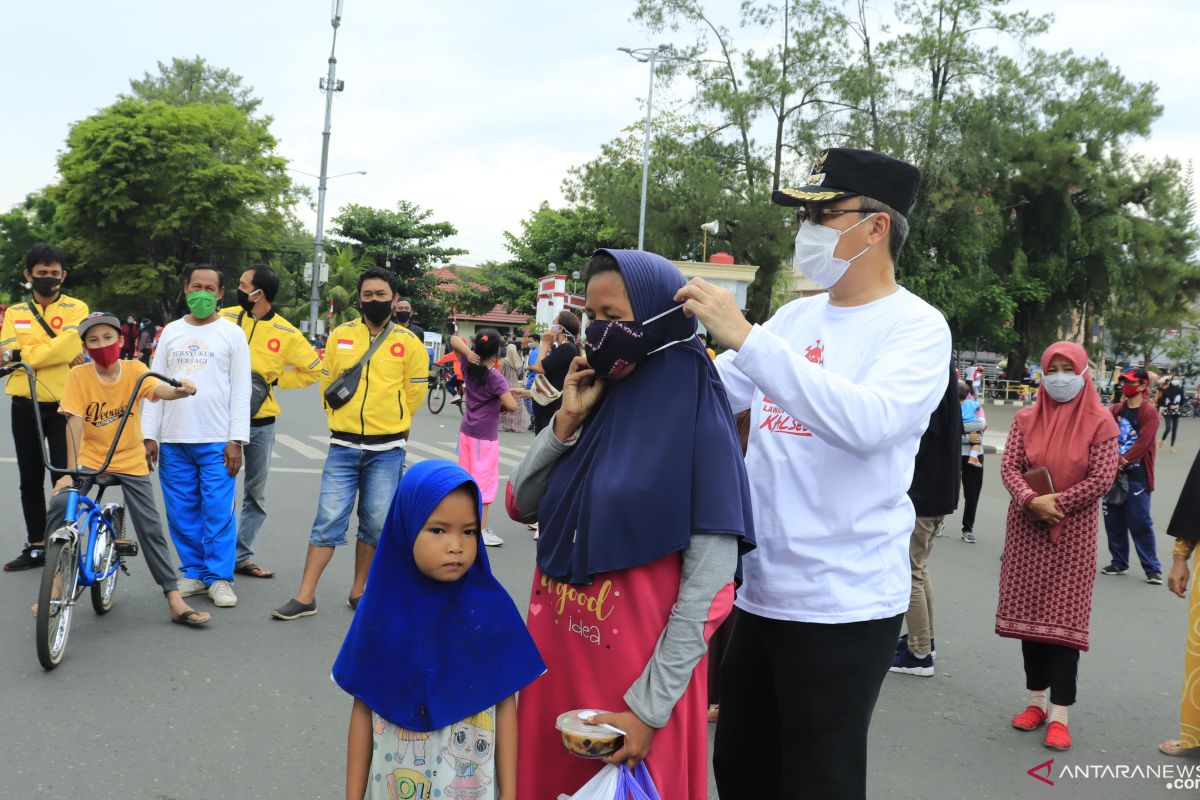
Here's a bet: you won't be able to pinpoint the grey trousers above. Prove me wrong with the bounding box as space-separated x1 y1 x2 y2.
46 473 178 594
236 422 276 565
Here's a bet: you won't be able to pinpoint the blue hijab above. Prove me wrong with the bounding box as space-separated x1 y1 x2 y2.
333 460 545 732
537 249 755 585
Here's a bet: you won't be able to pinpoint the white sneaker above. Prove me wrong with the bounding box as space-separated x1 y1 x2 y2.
482 529 504 547
178 577 207 597
208 579 238 608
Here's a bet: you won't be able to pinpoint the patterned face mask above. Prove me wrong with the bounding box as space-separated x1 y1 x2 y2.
584 304 692 378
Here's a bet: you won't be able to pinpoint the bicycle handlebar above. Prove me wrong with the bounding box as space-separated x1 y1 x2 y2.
0 362 182 479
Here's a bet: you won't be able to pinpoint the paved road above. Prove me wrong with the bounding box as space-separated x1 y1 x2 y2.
0 386 1197 799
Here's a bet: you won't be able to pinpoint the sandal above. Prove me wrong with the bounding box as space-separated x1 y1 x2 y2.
708 705 720 723
1160 739 1200 757
234 562 275 579
1012 706 1048 731
171 609 211 627
347 595 362 610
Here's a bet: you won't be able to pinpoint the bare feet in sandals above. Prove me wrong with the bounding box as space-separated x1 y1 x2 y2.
235 561 275 579
167 590 211 626
1159 739 1200 757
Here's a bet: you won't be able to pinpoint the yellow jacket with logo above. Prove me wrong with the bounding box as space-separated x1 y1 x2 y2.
321 319 428 439
0 294 90 402
219 307 322 420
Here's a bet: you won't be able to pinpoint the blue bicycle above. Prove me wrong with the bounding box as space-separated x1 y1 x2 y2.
0 361 181 670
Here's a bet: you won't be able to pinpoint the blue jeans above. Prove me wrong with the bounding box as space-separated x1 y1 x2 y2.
159 442 237 585
309 445 405 548
1103 477 1161 575
236 423 276 565
524 370 536 419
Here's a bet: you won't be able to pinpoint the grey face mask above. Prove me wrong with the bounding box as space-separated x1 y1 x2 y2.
1042 372 1084 403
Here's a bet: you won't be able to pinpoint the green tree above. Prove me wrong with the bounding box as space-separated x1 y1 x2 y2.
0 191 60 301
54 97 298 320
126 56 263 115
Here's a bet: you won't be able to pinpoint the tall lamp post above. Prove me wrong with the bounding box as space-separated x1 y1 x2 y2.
619 45 675 251
309 0 348 337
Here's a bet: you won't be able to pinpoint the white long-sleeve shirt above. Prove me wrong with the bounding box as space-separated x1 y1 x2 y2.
141 316 252 445
716 287 952 623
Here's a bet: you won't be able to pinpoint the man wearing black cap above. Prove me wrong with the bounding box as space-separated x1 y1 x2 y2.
676 148 952 799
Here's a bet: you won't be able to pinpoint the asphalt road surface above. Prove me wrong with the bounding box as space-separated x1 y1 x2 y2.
1 386 1197 799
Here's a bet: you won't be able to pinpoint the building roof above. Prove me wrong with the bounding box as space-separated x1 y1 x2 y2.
452 304 530 326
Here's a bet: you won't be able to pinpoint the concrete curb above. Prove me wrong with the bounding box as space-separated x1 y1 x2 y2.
984 399 1033 407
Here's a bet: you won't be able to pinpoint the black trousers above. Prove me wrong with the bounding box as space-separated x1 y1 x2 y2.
1162 415 1180 446
961 455 984 532
11 398 67 543
714 610 903 800
1022 640 1080 706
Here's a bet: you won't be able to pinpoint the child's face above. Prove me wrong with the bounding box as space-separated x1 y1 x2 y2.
412 488 479 582
84 326 120 349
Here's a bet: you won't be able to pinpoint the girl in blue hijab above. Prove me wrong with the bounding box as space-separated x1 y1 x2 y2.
334 460 545 800
508 250 754 800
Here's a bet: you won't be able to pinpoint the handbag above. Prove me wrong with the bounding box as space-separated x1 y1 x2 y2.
531 373 562 407
1105 472 1129 507
237 311 275 416
323 323 394 410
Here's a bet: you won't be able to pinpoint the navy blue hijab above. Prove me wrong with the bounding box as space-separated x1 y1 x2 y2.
333 461 545 732
537 249 755 585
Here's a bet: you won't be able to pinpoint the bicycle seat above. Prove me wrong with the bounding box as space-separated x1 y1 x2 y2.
92 474 121 488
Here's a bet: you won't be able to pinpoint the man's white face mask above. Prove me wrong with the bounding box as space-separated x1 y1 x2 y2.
792 212 877 289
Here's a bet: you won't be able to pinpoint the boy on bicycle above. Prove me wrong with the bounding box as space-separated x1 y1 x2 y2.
45 313 206 626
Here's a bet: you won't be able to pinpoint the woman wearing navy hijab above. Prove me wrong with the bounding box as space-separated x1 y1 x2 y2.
334 460 545 800
508 249 755 800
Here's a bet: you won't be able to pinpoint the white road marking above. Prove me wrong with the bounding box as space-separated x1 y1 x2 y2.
274 434 327 460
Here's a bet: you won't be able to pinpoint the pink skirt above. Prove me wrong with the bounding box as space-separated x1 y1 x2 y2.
457 432 499 504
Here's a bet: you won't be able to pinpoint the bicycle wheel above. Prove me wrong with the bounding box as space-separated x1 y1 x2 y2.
427 379 446 414
91 513 121 615
36 537 79 670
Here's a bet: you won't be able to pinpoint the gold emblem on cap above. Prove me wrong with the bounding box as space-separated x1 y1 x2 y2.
812 150 829 172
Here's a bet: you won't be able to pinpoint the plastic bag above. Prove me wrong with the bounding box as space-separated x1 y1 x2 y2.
557 763 619 800
557 763 662 800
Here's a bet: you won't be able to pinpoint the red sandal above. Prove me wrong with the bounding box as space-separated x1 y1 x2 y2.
1044 721 1072 750
1012 706 1048 731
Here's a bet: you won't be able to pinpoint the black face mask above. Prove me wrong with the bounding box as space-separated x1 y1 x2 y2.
30 276 62 298
393 310 412 325
237 289 260 313
361 300 393 326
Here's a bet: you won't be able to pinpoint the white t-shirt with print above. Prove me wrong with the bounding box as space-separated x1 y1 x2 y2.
716 287 952 624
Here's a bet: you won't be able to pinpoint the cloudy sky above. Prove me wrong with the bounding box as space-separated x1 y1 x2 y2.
3 0 1196 266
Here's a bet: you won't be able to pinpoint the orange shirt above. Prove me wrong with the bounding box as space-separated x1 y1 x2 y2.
59 361 161 476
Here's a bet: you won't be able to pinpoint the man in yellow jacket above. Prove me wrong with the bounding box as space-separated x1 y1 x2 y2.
272 267 427 620
1 244 90 571
220 265 323 580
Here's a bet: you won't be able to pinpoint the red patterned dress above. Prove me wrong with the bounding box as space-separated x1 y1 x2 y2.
996 420 1120 651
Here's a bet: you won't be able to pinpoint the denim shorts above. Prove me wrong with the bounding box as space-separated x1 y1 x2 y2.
308 445 405 547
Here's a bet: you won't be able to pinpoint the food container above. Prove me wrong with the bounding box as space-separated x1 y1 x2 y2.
555 709 625 759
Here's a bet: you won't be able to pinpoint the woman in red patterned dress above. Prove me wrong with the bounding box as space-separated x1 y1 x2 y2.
996 341 1119 752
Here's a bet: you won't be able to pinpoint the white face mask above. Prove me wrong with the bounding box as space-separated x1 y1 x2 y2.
792 213 877 289
1042 372 1084 403
1172 379 1182 387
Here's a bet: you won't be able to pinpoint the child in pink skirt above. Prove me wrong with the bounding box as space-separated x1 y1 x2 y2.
451 328 521 547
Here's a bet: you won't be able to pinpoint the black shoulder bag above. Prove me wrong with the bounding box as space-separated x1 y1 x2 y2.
323 323 394 410
238 310 274 417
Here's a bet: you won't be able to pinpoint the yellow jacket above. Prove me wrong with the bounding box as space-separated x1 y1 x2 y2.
0 294 90 402
321 319 428 439
219 307 322 420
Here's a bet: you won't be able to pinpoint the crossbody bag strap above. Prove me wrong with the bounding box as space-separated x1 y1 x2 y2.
27 298 57 339
353 322 395 369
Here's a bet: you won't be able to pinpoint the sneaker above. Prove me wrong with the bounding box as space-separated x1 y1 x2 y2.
895 633 936 657
3 544 45 572
272 598 318 620
1147 572 1164 585
961 532 977 544
889 647 934 677
1044 721 1072 751
177 577 207 597
1012 705 1048 731
482 529 504 547
208 579 238 608
1100 564 1128 576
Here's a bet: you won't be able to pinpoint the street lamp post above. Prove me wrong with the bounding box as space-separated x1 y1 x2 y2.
310 0 348 338
619 45 674 251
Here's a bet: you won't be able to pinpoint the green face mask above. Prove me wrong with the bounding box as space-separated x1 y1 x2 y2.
186 290 218 319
